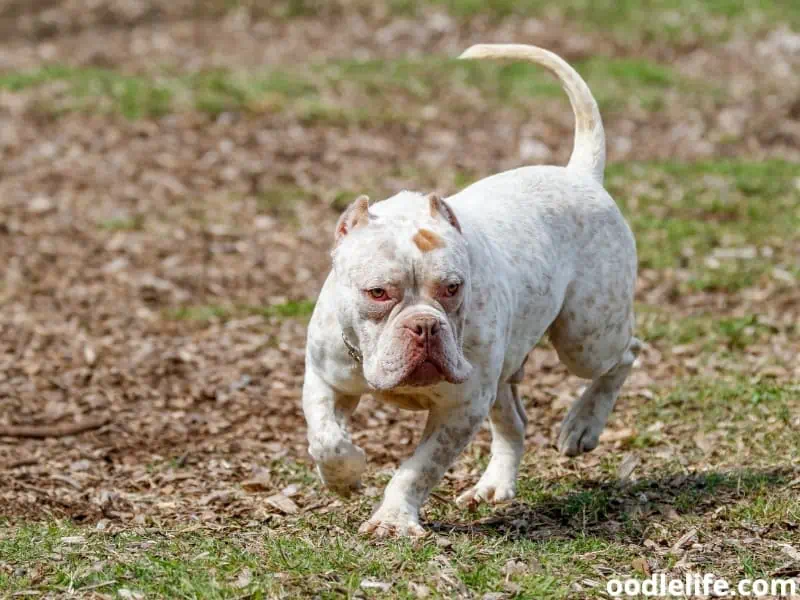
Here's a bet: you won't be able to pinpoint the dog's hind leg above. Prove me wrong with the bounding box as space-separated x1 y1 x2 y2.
555 333 641 457
548 270 641 456
456 378 526 508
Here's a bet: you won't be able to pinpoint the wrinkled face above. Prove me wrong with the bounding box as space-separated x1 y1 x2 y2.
332 192 473 391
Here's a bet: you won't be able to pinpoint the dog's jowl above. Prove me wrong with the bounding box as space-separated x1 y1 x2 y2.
302 43 641 537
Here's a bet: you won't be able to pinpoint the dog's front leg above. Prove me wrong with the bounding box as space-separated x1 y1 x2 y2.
303 367 365 497
359 390 491 537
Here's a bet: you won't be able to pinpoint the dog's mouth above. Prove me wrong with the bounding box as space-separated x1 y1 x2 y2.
369 353 458 391
393 351 471 388
401 359 445 387
365 320 474 391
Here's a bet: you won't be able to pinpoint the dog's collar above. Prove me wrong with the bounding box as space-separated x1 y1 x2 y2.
342 332 363 364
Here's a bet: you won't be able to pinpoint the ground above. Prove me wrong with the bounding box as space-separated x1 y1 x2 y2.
1 0 799 598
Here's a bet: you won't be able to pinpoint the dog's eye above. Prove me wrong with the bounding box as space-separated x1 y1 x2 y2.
445 283 460 297
368 288 388 301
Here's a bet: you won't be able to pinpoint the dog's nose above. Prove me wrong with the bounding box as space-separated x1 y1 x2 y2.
404 315 440 341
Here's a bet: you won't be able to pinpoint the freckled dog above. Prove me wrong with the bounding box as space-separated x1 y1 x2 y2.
302 44 640 537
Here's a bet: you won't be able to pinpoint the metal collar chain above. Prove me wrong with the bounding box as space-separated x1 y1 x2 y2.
342 332 363 363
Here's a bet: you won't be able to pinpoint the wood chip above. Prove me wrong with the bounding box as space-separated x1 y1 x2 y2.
241 477 272 492
617 452 641 481
0 414 110 439
265 493 298 515
778 543 800 561
671 528 698 553
60 536 86 545
361 579 392 592
599 427 636 443
632 557 650 576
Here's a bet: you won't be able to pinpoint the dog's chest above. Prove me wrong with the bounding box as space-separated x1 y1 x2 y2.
371 390 436 412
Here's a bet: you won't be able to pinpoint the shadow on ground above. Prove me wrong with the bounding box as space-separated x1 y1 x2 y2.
430 467 798 542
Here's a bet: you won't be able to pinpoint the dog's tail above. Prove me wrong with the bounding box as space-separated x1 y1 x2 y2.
459 43 605 184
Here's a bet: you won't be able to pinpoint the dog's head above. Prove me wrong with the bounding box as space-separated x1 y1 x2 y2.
331 191 473 391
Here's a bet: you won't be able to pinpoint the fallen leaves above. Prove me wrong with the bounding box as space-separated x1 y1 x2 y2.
0 414 111 439
265 493 299 515
0 9 798 599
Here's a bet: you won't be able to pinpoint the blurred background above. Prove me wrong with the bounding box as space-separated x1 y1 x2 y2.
1 1 799 596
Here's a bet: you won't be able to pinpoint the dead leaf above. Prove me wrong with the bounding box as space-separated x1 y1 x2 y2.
281 483 300 497
235 567 252 589
241 477 272 492
600 427 636 443
199 490 232 506
694 432 714 454
60 536 86 545
265 493 298 515
502 559 527 579
778 543 800 561
409 582 431 598
51 474 82 490
360 579 391 592
84 345 97 366
671 528 698 553
617 452 641 481
632 557 650 576
531 433 549 447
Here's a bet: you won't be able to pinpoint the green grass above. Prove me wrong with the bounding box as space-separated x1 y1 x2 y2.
609 160 800 292
201 0 800 33
636 308 786 351
167 300 316 323
97 215 145 231
3 379 798 598
389 0 800 42
208 160 799 303
307 160 800 296
0 65 174 119
0 520 633 598
255 185 316 219
639 379 800 459
0 55 698 121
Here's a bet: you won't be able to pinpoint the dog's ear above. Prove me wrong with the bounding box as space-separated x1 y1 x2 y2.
335 195 372 242
427 193 462 233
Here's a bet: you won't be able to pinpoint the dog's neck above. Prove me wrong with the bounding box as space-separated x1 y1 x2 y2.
341 331 362 363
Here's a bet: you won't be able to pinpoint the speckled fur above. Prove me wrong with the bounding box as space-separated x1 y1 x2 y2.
302 43 641 537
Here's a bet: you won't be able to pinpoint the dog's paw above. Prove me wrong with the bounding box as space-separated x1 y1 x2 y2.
358 505 426 538
456 474 516 510
557 411 604 457
313 439 367 497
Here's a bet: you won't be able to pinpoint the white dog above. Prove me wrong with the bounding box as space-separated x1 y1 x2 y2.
302 44 640 537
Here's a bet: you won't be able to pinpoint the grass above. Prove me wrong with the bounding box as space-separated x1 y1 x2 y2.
0 520 623 598
167 300 316 323
636 309 784 350
3 377 798 598
4 0 800 595
0 55 698 121
260 159 800 296
388 0 800 42
208 0 800 39
608 160 800 292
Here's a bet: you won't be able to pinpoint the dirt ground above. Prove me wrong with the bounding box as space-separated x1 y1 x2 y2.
1 1 799 597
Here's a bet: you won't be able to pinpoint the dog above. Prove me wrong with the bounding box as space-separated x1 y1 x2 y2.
301 44 641 537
